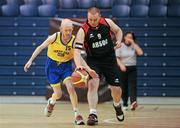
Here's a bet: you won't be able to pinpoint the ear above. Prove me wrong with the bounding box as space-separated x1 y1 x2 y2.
59 26 62 32
99 13 101 17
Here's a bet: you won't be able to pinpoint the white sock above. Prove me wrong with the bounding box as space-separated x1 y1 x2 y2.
49 98 56 105
114 101 121 107
90 109 97 115
74 108 79 117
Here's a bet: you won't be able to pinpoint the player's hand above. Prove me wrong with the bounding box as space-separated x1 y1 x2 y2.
24 60 32 72
88 69 99 78
76 66 87 71
76 66 99 78
114 41 122 49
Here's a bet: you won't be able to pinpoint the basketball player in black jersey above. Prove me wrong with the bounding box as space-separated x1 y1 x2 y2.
74 7 124 125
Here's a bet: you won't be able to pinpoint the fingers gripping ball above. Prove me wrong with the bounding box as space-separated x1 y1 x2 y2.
71 69 89 88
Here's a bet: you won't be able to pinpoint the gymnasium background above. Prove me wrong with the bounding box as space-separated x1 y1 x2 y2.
0 0 180 102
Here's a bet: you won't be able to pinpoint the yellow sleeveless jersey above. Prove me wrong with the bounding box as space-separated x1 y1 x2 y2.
47 32 75 62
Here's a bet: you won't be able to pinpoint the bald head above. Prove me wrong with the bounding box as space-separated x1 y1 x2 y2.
87 7 101 27
88 7 100 15
59 19 73 39
60 19 73 28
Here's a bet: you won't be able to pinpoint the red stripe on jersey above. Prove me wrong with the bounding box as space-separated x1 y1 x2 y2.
82 22 89 35
99 18 110 28
81 18 110 36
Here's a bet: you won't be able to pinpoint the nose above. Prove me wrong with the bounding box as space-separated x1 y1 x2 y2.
92 20 96 24
67 30 71 35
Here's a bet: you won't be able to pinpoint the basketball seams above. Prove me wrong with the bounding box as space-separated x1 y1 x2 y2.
71 70 89 88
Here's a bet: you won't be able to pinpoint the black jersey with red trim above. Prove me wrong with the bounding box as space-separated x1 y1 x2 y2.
82 18 115 58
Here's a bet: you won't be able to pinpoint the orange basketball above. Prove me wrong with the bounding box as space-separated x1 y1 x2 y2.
71 69 89 88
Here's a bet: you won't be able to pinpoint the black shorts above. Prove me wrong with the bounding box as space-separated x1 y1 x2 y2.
87 57 122 86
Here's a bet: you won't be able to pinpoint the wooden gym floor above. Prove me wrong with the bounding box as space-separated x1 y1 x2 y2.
0 97 180 128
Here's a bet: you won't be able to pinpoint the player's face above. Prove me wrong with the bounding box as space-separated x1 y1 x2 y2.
88 12 100 27
61 26 73 38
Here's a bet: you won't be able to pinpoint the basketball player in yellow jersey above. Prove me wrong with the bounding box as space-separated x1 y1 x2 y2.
24 19 85 125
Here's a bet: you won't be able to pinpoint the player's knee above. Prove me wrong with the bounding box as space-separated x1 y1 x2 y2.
67 86 75 94
64 80 75 94
88 79 99 92
110 86 121 94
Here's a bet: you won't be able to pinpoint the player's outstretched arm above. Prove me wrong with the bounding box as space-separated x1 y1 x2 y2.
74 28 98 78
24 33 56 72
74 28 89 70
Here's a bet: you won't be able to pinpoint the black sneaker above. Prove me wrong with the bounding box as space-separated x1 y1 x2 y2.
113 104 124 122
87 114 98 126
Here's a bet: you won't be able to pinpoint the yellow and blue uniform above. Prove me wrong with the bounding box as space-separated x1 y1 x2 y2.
45 32 75 86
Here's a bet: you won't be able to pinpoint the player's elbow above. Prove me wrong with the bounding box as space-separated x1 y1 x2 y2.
74 49 82 58
35 46 42 52
74 48 81 54
115 28 123 40
117 27 122 35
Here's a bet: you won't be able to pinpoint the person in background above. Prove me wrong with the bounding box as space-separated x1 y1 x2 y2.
116 31 143 111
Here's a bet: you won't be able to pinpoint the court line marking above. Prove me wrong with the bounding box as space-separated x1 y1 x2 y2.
103 116 154 124
103 118 180 127
103 118 123 124
104 115 180 124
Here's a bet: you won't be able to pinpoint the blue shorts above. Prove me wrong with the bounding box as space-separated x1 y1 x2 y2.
45 57 73 84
